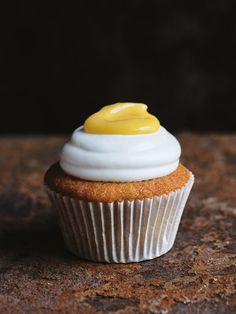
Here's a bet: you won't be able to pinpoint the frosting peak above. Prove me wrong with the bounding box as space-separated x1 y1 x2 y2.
60 103 181 182
84 102 160 135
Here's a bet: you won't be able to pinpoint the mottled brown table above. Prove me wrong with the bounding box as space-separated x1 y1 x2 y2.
0 134 235 313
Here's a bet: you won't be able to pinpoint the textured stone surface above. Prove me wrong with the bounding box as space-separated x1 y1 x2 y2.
0 134 235 313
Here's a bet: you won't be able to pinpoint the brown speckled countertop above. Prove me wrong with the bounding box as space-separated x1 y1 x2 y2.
0 134 235 313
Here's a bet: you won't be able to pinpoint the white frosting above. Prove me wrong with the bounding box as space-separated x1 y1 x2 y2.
60 126 181 182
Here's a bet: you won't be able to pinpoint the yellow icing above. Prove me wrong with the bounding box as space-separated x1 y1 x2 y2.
84 102 160 135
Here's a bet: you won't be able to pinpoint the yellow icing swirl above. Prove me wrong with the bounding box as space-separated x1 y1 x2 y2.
84 102 160 135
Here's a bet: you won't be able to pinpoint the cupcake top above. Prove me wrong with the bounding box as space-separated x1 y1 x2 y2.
60 103 181 182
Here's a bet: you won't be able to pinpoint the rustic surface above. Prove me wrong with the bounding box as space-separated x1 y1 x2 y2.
0 134 235 314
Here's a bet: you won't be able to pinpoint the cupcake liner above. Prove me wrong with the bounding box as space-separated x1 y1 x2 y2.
46 173 194 263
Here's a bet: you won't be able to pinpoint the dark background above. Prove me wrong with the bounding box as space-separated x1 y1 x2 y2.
1 0 236 134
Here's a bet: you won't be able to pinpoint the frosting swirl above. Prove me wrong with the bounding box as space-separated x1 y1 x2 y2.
60 126 181 182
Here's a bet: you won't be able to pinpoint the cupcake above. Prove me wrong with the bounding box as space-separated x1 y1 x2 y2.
45 102 194 263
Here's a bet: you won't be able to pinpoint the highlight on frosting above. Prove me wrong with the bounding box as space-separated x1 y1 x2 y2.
84 102 160 135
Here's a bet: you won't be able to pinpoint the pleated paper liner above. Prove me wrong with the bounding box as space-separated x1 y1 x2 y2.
46 173 194 263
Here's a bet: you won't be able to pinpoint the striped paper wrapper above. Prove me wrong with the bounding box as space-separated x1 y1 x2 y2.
46 173 194 263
